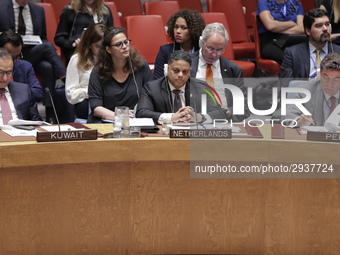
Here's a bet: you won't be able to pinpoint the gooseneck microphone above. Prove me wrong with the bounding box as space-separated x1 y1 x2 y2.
45 87 61 131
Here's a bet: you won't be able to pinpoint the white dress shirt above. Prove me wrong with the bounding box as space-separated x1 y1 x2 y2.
12 0 34 35
0 86 19 125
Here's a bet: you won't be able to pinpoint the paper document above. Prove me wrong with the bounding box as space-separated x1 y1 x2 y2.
324 104 340 131
21 35 42 45
129 118 154 126
2 126 37 137
40 125 78 132
8 119 43 126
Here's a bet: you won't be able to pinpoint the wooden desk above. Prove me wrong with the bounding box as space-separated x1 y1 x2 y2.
0 125 339 254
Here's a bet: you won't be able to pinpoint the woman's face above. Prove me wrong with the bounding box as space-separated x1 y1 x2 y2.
90 39 102 57
106 33 130 60
173 17 191 45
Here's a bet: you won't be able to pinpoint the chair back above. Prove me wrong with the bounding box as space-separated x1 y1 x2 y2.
125 15 169 65
144 1 180 26
108 0 143 27
41 0 70 20
104 2 122 28
299 0 317 14
166 0 203 12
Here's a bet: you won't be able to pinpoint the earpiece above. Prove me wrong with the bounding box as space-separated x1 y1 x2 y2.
164 64 168 76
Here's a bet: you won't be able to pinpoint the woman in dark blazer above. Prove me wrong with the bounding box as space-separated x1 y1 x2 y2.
153 9 205 79
54 0 113 63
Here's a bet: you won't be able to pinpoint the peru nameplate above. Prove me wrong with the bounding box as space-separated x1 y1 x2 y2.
307 131 340 143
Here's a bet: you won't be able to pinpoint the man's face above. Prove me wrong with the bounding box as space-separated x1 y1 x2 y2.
0 57 14 89
321 69 340 96
3 43 22 64
201 33 226 64
167 59 191 89
15 0 29 7
306 16 331 46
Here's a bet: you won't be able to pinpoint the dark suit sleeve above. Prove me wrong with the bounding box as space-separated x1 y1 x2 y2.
26 63 43 102
54 8 76 51
280 47 294 87
136 81 163 123
154 45 169 79
104 4 114 27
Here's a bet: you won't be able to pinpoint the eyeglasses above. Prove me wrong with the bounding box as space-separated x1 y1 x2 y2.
205 44 224 55
0 70 14 78
111 39 131 49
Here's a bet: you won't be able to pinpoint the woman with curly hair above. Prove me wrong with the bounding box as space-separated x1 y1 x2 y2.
65 23 106 120
55 0 114 63
153 9 205 79
87 27 154 123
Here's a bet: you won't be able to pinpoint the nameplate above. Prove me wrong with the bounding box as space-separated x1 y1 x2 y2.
170 129 231 139
307 131 340 143
36 129 97 142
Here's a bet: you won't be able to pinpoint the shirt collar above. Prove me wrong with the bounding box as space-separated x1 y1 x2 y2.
168 81 186 93
324 90 340 101
309 42 328 54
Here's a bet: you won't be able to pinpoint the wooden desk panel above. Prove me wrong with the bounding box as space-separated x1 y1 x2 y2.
0 138 339 254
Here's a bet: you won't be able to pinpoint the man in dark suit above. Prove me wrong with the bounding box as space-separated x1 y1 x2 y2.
280 8 340 87
284 53 340 126
0 0 66 123
0 30 43 102
136 51 226 124
190 22 249 122
0 48 41 123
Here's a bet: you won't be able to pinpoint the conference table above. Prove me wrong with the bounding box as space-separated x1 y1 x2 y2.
0 124 339 254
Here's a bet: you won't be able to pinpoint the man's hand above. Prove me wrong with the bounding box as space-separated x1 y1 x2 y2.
297 114 314 126
222 105 231 118
171 106 193 123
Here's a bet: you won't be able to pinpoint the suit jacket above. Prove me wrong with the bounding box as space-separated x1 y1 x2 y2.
190 51 249 122
136 77 226 123
284 79 330 126
153 42 200 79
280 42 340 87
13 59 43 102
7 81 42 121
0 0 47 40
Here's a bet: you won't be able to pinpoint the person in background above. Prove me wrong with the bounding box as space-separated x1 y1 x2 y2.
320 0 340 44
256 0 305 64
55 0 113 63
191 22 249 122
136 51 225 124
0 30 43 102
0 0 67 124
284 52 340 126
280 8 340 87
0 48 41 124
87 27 153 123
65 23 106 120
153 8 205 79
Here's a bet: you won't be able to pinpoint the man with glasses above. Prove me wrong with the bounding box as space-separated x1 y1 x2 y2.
136 51 225 124
0 48 41 124
285 52 340 126
191 22 249 122
0 30 43 102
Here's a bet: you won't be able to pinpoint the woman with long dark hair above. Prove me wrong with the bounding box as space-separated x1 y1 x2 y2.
87 27 153 123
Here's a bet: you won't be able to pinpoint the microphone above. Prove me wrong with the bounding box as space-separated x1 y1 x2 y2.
45 87 61 131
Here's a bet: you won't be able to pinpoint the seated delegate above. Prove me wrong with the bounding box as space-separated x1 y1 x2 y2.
66 23 106 120
256 0 304 64
87 27 153 123
153 9 205 79
136 51 226 124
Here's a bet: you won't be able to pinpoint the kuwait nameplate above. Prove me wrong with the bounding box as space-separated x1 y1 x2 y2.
307 131 340 143
170 129 231 139
37 129 98 142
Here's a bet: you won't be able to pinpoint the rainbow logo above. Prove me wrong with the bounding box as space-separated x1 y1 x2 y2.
197 83 223 106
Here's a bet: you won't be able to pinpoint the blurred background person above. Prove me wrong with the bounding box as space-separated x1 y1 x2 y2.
65 23 105 120
256 0 305 64
320 0 340 44
87 27 153 123
153 8 205 79
0 30 43 103
55 0 113 63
